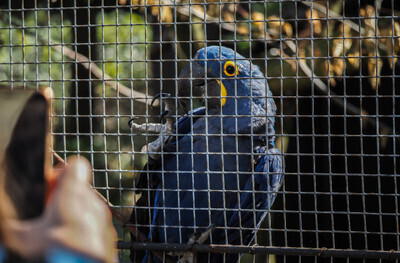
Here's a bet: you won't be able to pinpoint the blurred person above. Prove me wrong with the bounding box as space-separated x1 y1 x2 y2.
0 89 117 262
0 157 117 263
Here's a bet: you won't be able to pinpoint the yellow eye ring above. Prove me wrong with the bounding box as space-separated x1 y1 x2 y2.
224 61 238 77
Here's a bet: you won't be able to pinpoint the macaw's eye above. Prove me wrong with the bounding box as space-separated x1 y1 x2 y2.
224 61 238 77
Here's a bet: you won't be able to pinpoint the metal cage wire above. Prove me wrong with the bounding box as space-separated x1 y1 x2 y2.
1 0 400 262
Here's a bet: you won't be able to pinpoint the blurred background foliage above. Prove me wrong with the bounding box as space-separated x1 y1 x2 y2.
1 0 399 262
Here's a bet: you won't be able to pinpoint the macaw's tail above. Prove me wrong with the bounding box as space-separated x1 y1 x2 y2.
129 162 159 263
129 193 150 263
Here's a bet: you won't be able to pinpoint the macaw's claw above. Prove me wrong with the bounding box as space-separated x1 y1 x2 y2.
169 225 215 263
188 224 215 245
160 110 170 121
151 92 172 107
128 117 138 128
131 93 176 160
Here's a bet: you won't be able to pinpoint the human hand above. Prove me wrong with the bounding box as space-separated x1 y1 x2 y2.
3 157 117 262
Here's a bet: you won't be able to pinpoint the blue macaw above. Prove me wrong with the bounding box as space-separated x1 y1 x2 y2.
130 46 283 263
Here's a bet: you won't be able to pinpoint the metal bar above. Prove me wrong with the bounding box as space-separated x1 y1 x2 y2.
117 242 400 260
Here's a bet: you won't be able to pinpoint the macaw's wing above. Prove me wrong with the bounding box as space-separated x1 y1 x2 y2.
210 148 283 262
217 148 283 243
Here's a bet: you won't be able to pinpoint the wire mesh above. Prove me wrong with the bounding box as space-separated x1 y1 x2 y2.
1 0 399 262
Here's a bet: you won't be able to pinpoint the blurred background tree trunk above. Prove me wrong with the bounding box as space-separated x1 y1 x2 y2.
68 0 98 135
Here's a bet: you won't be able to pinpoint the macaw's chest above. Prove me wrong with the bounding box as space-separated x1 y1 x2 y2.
162 116 265 172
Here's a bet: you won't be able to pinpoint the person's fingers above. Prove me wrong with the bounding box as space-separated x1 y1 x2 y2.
2 214 48 258
45 156 93 224
65 156 92 184
51 157 91 200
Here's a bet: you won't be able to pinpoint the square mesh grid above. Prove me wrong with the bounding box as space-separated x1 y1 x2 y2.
1 0 399 262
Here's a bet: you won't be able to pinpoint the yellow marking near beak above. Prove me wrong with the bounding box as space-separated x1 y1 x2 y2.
216 79 227 107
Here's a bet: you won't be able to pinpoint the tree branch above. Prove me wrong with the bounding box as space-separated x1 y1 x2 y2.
49 43 158 106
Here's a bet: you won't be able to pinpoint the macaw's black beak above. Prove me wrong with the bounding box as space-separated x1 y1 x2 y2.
178 61 222 110
178 61 207 99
